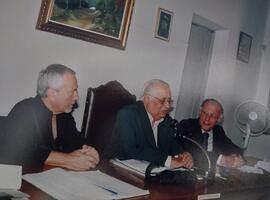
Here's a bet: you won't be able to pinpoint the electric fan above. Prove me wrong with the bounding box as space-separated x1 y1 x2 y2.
234 101 270 150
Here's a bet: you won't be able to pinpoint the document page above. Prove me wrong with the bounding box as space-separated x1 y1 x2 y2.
110 159 150 176
0 164 22 189
110 159 168 177
255 160 270 173
0 189 29 199
23 168 149 200
238 165 264 174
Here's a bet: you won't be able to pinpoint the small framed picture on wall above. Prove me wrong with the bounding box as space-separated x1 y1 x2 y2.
236 31 253 63
155 8 173 41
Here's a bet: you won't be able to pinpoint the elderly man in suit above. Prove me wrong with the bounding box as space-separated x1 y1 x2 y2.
178 98 245 169
107 79 193 169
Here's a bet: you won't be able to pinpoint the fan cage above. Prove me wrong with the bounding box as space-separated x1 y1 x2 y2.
234 101 270 136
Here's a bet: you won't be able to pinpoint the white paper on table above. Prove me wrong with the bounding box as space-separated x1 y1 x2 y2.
23 168 149 200
0 164 22 189
110 159 169 176
110 159 150 176
255 160 270 173
238 165 264 174
0 189 29 199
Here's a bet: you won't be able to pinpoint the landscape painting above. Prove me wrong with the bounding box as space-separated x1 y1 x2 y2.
36 0 135 49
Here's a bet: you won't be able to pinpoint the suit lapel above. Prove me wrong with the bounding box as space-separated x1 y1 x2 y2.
137 101 157 148
212 126 218 152
194 119 204 144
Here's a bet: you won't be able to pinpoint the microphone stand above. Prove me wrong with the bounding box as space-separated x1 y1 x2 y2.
170 117 212 181
181 135 212 180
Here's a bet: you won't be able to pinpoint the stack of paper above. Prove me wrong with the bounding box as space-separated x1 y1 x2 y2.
0 164 29 199
110 159 150 177
0 164 22 189
237 165 264 174
0 189 29 200
255 160 270 173
110 159 169 178
23 168 149 200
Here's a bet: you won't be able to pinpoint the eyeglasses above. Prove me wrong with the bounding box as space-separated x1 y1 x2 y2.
146 93 173 105
200 110 219 120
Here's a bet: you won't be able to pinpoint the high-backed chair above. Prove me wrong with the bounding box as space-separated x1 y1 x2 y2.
0 116 6 134
0 116 7 149
81 81 136 157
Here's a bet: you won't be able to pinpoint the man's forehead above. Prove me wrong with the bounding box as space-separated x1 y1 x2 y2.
202 102 221 114
154 84 170 93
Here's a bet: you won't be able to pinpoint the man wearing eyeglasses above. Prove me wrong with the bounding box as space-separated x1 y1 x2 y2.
107 79 193 169
178 99 244 169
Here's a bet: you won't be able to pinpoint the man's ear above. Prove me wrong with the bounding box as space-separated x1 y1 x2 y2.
217 114 224 124
143 94 149 104
46 88 56 99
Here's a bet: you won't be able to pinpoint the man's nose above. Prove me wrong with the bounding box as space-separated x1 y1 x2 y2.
164 101 171 108
205 114 211 121
74 91 79 101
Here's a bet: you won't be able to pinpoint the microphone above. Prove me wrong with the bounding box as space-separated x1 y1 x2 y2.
168 115 183 138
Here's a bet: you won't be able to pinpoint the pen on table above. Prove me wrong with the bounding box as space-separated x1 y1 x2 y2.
94 185 118 195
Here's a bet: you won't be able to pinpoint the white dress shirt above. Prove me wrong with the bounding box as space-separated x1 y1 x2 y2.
202 129 213 152
147 112 171 167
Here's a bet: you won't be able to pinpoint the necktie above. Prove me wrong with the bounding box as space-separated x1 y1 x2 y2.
202 132 209 150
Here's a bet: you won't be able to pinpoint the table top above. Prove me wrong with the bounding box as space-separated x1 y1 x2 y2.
21 160 270 200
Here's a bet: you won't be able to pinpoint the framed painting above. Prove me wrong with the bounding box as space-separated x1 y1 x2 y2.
154 8 173 41
36 0 135 50
236 31 252 63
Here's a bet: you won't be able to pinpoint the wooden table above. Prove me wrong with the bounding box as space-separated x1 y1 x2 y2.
21 160 270 200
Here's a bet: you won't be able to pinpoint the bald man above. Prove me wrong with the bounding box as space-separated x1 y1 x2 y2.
107 79 193 169
178 99 244 169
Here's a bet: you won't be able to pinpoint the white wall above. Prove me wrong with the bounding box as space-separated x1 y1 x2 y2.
0 0 269 159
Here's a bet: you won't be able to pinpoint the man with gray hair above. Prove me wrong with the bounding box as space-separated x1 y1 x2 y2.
178 98 244 169
107 79 193 169
0 64 99 170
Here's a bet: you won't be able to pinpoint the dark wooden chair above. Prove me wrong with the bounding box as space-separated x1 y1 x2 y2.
81 81 136 157
0 116 6 135
0 116 7 153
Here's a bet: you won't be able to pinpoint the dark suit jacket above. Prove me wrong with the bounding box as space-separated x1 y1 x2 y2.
107 101 183 166
178 118 243 157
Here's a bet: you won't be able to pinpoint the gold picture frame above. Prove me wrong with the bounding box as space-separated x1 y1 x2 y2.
36 0 135 50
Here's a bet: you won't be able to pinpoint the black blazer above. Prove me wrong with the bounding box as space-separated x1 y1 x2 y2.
107 101 183 166
178 118 243 157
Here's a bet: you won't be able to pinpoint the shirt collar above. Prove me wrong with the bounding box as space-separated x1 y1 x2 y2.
201 129 213 135
147 112 163 127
